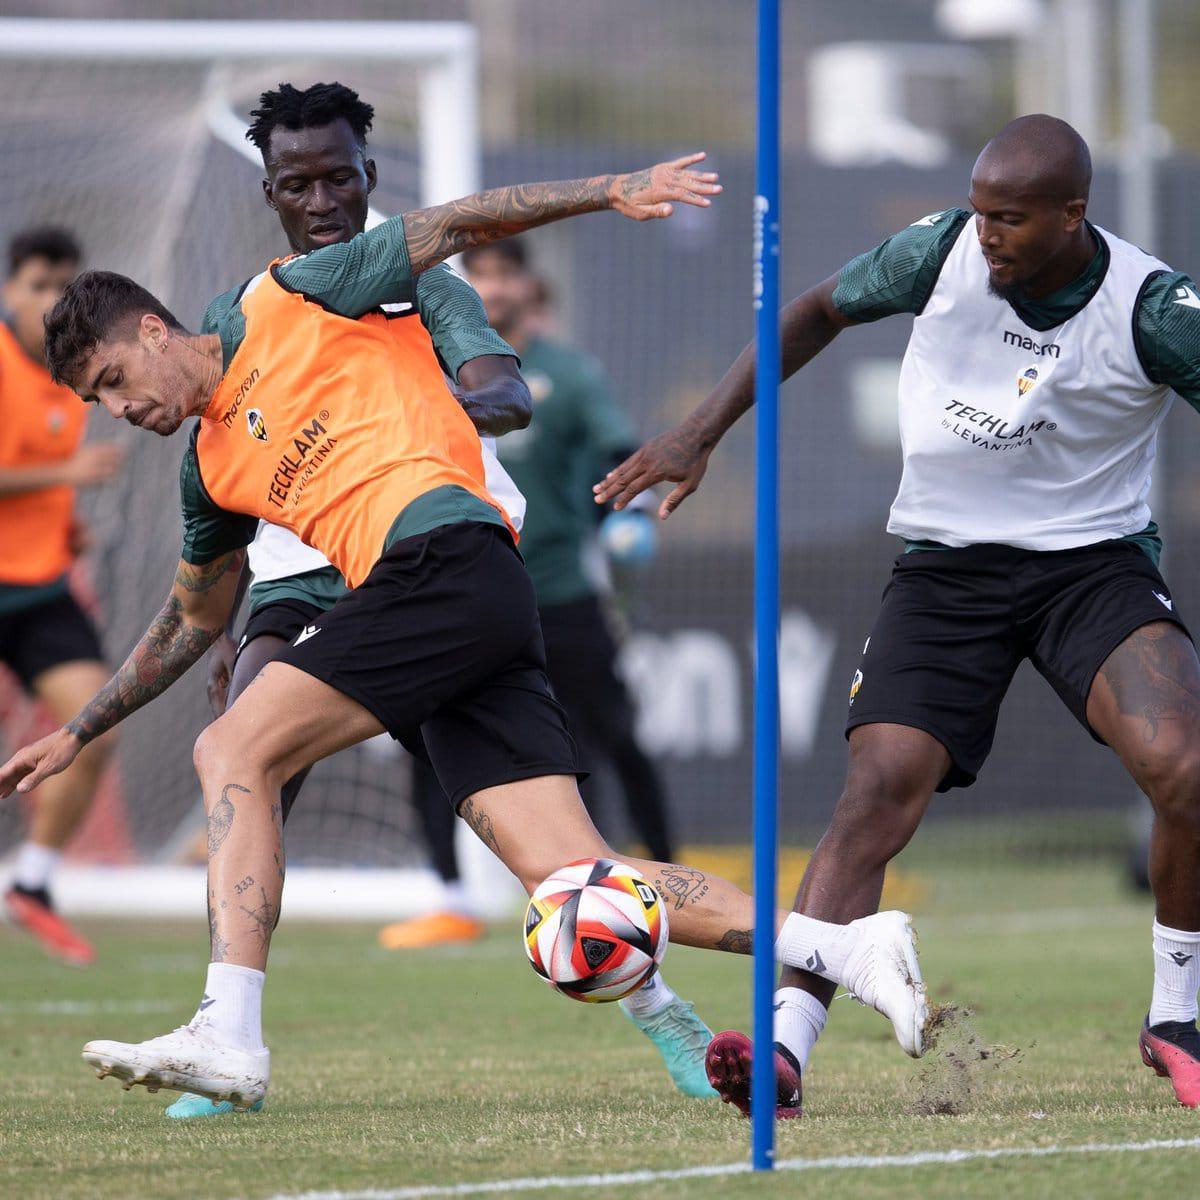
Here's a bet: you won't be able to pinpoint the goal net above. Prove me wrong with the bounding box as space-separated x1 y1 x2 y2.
0 19 516 914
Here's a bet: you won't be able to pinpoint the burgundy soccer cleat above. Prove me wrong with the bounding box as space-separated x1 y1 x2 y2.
704 1030 802 1119
1140 1017 1200 1108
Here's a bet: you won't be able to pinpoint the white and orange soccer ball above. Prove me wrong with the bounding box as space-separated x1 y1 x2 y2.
523 858 669 1002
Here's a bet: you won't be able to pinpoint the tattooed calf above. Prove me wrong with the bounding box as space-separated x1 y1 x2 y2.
207 783 250 856
239 886 279 952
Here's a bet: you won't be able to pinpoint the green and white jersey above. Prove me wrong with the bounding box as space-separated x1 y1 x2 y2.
195 220 525 614
833 209 1200 555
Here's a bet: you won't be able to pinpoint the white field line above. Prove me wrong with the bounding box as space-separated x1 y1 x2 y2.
269 1136 1200 1200
0 998 174 1016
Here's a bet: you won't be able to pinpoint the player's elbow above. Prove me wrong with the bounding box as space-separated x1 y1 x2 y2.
506 377 533 431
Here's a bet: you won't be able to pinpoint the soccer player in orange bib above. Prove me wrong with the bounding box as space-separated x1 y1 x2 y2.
0 170 926 1109
0 227 123 965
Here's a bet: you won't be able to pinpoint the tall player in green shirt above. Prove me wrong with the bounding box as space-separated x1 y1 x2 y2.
600 115 1200 1116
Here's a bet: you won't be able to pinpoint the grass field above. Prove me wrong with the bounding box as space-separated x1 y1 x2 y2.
3 837 1198 1200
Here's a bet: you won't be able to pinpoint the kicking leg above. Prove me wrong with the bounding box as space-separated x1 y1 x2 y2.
1087 621 1200 1107
456 773 927 1053
5 661 117 965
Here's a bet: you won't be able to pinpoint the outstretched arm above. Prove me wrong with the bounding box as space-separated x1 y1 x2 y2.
403 153 721 274
0 550 244 797
594 275 854 518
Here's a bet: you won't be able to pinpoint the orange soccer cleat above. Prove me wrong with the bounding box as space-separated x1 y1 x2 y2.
5 885 95 966
377 910 485 950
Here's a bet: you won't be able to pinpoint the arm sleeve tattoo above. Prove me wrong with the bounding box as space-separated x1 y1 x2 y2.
402 176 614 274
65 552 244 744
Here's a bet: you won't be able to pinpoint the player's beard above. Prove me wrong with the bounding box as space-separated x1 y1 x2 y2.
986 272 1024 304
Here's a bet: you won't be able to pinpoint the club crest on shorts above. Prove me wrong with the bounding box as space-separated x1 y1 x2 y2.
246 408 268 442
1018 366 1039 396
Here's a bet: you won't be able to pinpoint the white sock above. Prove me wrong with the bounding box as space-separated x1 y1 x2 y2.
14 841 62 892
1149 921 1200 1026
191 963 266 1053
774 912 861 984
619 971 678 1020
773 986 827 1070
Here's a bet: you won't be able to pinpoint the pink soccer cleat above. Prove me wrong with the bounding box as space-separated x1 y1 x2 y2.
704 1030 802 1120
1140 1017 1200 1108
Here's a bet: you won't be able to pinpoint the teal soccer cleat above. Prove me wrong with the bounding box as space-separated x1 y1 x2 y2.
621 996 720 1099
166 1092 265 1119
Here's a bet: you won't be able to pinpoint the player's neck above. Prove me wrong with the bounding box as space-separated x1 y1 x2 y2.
1020 224 1097 301
181 332 226 415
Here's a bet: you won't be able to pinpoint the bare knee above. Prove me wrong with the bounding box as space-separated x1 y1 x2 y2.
193 719 285 800
1143 751 1200 831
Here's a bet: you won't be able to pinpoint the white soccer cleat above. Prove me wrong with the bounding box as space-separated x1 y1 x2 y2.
82 1024 269 1108
841 910 928 1058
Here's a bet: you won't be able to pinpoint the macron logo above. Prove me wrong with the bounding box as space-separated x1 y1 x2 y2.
1154 591 1173 611
1173 286 1200 311
294 625 321 645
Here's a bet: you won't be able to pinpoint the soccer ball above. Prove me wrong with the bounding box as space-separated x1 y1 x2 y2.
523 858 668 1003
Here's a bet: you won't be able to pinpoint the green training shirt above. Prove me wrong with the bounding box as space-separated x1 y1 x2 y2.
832 207 1200 563
495 336 635 607
179 216 518 586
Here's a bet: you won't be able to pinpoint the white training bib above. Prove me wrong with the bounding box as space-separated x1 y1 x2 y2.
888 221 1174 550
247 435 526 584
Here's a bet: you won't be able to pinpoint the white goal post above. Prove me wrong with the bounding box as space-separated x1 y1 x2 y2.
0 19 479 209
0 17 523 919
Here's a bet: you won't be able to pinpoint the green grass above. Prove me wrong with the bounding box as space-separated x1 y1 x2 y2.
2 851 1197 1200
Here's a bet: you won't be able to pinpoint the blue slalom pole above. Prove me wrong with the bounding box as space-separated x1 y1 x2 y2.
751 0 781 1173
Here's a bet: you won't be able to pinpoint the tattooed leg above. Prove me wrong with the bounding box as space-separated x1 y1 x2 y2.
1088 621 1200 930
199 780 281 970
193 661 387 970
457 774 784 953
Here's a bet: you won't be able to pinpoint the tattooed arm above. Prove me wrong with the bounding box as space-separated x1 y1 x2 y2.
0 550 244 797
593 275 855 519
402 153 721 274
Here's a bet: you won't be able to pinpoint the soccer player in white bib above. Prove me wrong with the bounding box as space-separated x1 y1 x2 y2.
597 114 1200 1116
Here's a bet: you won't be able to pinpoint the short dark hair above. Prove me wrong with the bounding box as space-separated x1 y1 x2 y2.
44 270 184 387
9 225 81 277
461 238 529 272
246 82 375 160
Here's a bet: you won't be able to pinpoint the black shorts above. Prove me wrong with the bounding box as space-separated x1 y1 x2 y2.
236 598 324 662
0 591 104 690
274 521 582 810
845 540 1192 791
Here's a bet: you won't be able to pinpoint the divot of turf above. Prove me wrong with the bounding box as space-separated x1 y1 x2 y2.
906 1003 1023 1116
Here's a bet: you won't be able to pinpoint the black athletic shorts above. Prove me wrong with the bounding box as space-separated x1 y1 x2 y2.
845 540 1192 792
0 591 104 690
273 521 582 810
236 598 324 661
